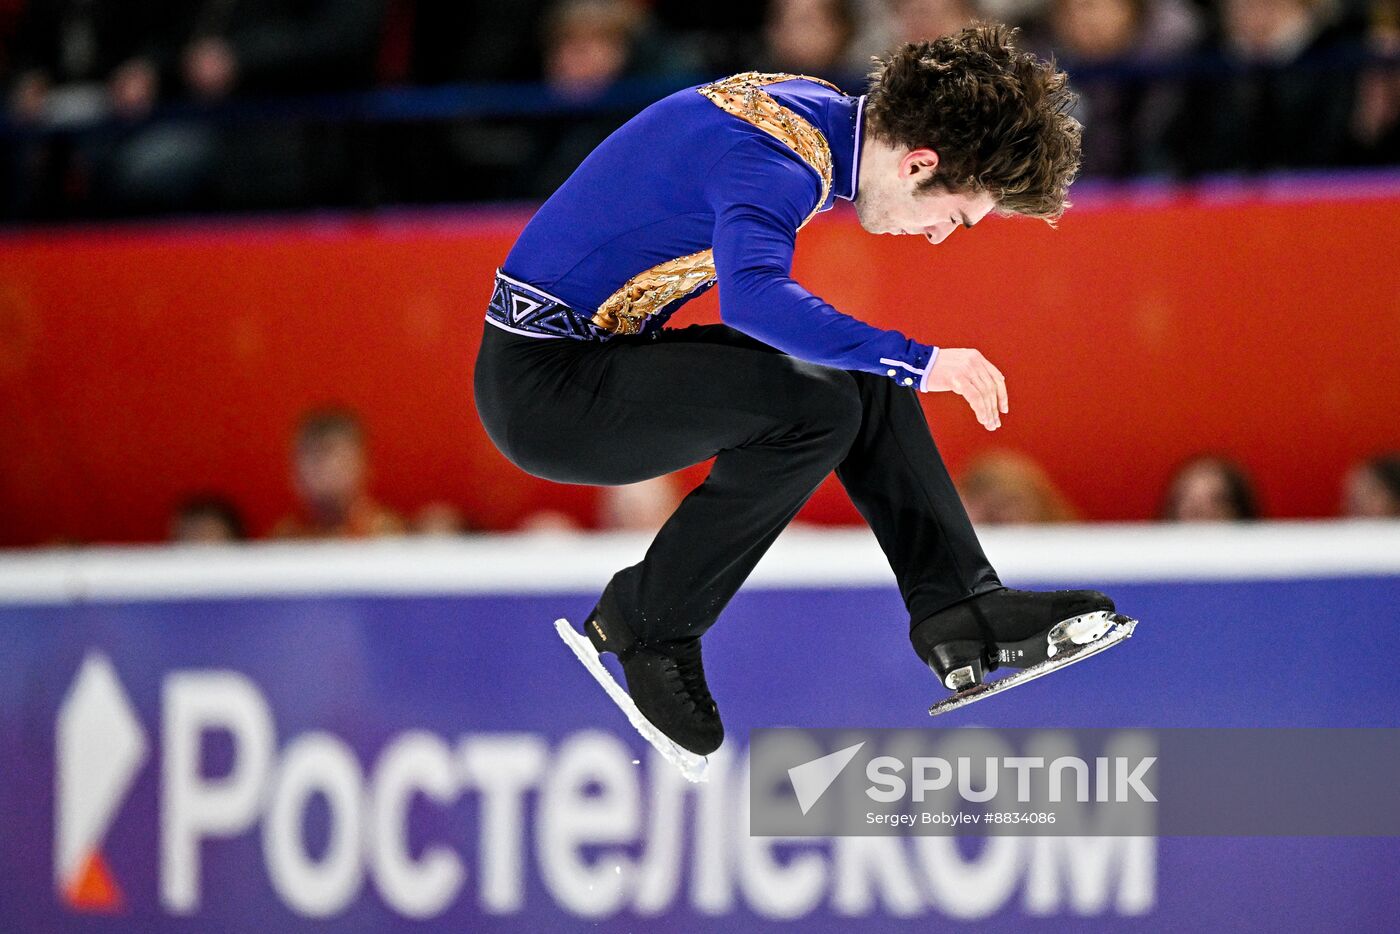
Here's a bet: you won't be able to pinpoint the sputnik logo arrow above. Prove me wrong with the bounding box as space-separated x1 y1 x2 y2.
787 742 865 815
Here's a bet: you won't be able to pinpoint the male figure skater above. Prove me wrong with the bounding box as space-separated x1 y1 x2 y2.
475 25 1132 760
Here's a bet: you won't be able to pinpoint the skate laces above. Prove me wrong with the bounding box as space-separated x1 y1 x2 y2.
660 639 715 713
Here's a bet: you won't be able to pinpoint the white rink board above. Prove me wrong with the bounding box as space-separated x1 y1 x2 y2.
2 521 1398 604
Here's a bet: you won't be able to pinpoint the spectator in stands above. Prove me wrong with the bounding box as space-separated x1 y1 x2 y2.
412 501 472 535
1348 0 1400 164
273 407 405 539
1171 0 1360 175
958 451 1080 524
2 0 164 218
109 0 386 213
170 494 247 543
1160 455 1260 521
762 0 860 80
1341 453 1400 518
888 0 978 46
521 0 697 196
516 476 687 534
543 0 645 99
1045 0 1198 176
170 0 385 98
599 476 686 533
519 509 584 533
4 1 161 123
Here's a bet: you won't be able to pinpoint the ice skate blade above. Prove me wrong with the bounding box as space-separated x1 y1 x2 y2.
928 615 1139 717
554 618 710 783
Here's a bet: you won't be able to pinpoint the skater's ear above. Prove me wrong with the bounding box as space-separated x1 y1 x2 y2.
900 148 941 183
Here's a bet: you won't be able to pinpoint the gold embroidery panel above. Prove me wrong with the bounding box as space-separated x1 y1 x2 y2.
591 72 838 336
591 248 716 335
697 71 836 227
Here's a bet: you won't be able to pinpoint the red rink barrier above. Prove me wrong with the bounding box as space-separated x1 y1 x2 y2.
1 178 1398 545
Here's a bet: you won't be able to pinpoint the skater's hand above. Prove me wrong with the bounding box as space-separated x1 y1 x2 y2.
924 348 1008 430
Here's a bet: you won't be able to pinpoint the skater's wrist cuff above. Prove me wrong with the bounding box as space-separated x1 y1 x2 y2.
920 347 939 392
879 345 937 391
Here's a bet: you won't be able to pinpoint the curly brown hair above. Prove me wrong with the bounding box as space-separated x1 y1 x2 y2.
864 23 1082 221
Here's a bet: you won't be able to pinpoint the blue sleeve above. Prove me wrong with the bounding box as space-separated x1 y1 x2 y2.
705 136 939 390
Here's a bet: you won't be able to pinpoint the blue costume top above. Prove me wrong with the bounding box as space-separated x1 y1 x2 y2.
489 72 939 390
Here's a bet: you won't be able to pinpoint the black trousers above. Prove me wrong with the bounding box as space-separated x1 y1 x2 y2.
474 321 1001 643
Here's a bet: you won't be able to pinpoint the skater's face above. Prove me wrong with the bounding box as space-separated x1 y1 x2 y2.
854 141 997 243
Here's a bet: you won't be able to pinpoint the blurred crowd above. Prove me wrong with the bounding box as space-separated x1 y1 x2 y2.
163 405 1400 544
958 449 1400 523
2 0 1399 220
5 1 1396 546
169 406 697 543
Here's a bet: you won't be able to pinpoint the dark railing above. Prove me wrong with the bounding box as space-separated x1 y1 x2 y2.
2 45 1397 223
0 75 697 138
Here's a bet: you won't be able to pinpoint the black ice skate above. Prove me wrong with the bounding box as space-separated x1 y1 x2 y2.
554 586 721 782
913 588 1139 717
